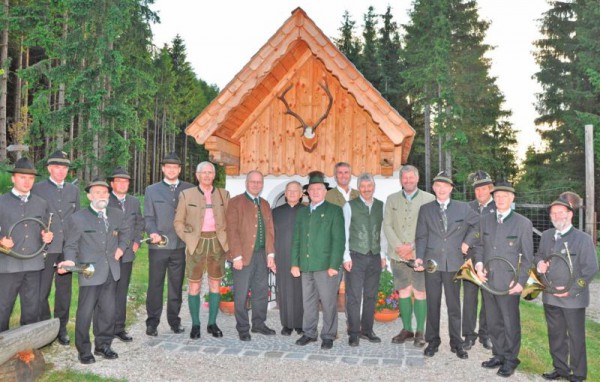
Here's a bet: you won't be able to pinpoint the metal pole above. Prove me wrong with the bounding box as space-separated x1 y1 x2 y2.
584 124 595 239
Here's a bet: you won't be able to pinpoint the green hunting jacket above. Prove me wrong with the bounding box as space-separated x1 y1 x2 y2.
291 201 345 272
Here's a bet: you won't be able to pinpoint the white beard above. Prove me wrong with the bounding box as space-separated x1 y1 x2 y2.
551 217 569 232
92 199 108 210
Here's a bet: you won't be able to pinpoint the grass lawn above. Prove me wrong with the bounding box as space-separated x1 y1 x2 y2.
8 246 150 381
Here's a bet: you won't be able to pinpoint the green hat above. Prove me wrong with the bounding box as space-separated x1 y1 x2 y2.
107 166 130 180
548 191 581 212
492 180 515 194
306 171 329 187
85 178 111 193
432 171 454 186
8 157 39 176
471 170 493 188
47 150 71 166
160 152 182 165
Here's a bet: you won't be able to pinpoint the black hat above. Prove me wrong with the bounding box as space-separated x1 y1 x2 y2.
107 166 130 180
47 150 71 166
470 170 493 188
160 152 182 165
8 157 39 176
492 180 515 194
548 191 581 212
432 171 454 186
85 178 111 193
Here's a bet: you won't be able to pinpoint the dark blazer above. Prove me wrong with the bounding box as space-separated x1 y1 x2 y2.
0 193 50 273
226 193 274 265
174 186 229 254
534 227 598 308
144 180 194 250
31 180 80 254
415 199 479 272
291 201 345 272
473 210 533 287
108 193 144 263
63 207 130 286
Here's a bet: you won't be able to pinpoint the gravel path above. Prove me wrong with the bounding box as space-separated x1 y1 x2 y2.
43 282 599 382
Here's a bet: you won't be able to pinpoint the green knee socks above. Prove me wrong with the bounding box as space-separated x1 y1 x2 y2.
414 298 427 332
399 297 413 331
208 292 220 325
188 294 200 326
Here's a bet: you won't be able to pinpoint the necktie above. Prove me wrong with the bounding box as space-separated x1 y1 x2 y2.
119 198 126 212
479 204 484 214
169 184 176 192
497 214 503 224
554 231 562 241
440 204 448 232
98 211 109 231
254 198 264 247
20 195 28 203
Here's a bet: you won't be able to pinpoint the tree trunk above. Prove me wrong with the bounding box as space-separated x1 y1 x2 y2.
13 35 22 125
0 0 9 161
423 102 431 191
56 11 69 148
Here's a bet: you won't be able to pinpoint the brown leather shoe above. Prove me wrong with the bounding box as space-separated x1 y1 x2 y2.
391 329 414 344
413 331 426 347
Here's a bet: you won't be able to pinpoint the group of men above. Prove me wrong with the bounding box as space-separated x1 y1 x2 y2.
0 154 597 381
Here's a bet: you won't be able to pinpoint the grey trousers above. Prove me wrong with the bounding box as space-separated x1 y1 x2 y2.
232 249 269 334
483 291 521 367
544 304 587 379
301 270 338 341
425 270 462 348
345 252 381 336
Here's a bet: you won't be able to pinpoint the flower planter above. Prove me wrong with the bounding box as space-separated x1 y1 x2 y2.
219 301 235 315
374 308 399 322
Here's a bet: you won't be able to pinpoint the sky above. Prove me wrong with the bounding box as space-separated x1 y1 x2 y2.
151 0 549 161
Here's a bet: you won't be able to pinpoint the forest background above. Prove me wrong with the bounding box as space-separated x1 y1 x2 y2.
0 0 598 217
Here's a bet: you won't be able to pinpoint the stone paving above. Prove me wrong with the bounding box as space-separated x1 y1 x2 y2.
142 300 424 368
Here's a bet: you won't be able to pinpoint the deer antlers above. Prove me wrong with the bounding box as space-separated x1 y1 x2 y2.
278 82 333 144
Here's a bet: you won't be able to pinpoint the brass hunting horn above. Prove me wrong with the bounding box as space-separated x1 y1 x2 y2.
522 242 573 300
141 234 169 247
454 254 522 296
56 263 95 278
397 258 438 273
0 213 53 260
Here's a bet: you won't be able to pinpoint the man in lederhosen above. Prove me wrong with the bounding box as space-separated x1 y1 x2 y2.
536 192 598 382
474 181 533 377
144 152 194 336
32 150 80 345
462 170 494 351
174 161 229 339
58 179 129 364
108 167 144 342
0 158 53 332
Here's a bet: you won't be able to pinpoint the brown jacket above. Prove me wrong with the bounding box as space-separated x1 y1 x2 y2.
174 186 229 255
225 193 274 265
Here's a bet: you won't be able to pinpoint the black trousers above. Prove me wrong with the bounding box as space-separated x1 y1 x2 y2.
76 275 117 357
425 270 462 348
345 252 381 336
544 304 587 379
0 271 41 332
39 252 72 334
462 279 488 340
232 249 269 334
114 261 133 333
145 248 185 329
483 291 521 366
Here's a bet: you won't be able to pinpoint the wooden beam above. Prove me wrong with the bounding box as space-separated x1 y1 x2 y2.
205 136 240 157
209 150 240 167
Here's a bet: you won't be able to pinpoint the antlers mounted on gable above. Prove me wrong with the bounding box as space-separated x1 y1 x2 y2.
278 81 333 151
